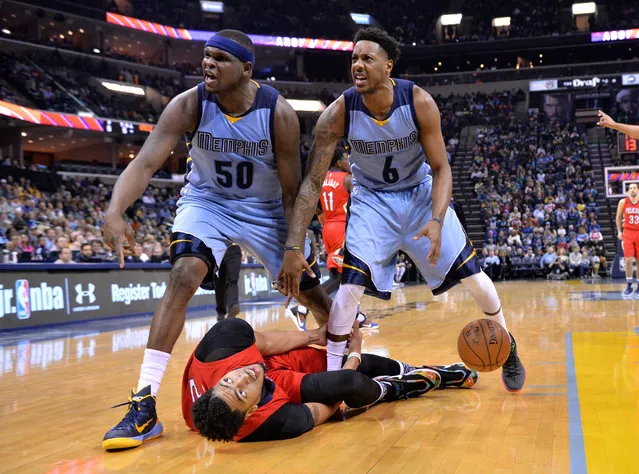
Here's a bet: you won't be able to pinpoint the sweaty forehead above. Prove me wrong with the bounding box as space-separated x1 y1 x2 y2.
353 40 387 58
203 46 234 58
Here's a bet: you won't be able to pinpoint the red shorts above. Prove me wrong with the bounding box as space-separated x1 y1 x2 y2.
623 230 639 259
322 221 346 272
265 347 327 404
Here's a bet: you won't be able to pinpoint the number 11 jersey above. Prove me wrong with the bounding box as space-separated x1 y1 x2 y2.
343 78 431 192
182 81 281 202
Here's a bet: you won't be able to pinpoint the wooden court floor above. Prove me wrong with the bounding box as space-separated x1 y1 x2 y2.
1 280 638 474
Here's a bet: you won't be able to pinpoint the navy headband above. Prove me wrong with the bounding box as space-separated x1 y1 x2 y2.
205 35 255 64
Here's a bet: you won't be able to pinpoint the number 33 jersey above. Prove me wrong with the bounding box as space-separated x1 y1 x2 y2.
343 78 431 191
182 81 281 202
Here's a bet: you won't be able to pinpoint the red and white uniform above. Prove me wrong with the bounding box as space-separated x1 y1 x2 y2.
623 197 639 258
320 170 350 271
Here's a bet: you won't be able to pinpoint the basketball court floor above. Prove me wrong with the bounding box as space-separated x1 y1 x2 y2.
1 280 637 473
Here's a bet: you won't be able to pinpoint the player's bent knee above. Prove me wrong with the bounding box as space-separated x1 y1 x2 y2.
168 258 208 295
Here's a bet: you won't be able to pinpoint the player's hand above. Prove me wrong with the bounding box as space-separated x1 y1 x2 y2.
313 324 328 346
277 249 315 300
618 231 623 241
103 213 135 268
597 110 617 130
413 219 442 267
349 322 363 354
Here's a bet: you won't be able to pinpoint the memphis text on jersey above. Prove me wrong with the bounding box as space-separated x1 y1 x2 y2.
197 131 269 156
349 131 419 155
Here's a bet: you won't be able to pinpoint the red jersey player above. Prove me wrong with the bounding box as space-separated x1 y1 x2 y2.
184 319 477 443
287 146 378 330
617 182 639 297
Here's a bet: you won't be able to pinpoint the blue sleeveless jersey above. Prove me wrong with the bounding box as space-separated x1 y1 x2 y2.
181 81 281 202
343 78 431 191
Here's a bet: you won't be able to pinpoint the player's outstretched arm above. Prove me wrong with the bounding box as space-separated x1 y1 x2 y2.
274 95 302 225
598 110 639 139
277 97 345 297
104 88 198 267
254 325 327 355
412 86 452 267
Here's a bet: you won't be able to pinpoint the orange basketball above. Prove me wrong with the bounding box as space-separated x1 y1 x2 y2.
457 319 511 372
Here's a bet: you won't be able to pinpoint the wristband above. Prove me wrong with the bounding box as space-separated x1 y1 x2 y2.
347 352 361 363
284 246 302 252
430 217 443 227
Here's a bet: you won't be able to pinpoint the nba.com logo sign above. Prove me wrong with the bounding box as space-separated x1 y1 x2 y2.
16 280 31 320
0 279 65 320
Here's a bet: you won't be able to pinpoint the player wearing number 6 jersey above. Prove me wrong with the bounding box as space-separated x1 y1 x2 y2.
278 27 525 393
616 182 639 297
101 30 332 451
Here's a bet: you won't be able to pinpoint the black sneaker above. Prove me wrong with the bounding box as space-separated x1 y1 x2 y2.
623 285 634 298
376 368 441 401
501 333 526 392
102 385 163 450
421 363 479 389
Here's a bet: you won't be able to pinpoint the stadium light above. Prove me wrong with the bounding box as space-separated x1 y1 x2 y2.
101 81 145 96
440 14 462 26
200 1 224 13
1 29 11 35
492 17 511 27
350 13 371 25
93 48 101 54
572 2 596 15
286 99 326 112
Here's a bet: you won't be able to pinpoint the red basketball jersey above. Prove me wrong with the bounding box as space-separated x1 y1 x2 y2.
623 197 639 232
321 171 349 223
181 343 289 441
264 347 327 404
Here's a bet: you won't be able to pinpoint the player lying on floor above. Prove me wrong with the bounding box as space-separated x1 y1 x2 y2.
182 318 478 442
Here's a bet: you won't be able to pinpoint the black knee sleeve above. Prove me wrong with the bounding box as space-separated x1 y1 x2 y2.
170 232 218 290
300 370 381 408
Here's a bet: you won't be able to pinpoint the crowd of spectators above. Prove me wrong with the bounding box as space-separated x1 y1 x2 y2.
471 115 608 281
0 50 181 122
0 173 175 265
102 0 638 45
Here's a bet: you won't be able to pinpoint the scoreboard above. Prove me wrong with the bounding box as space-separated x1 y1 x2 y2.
618 132 638 154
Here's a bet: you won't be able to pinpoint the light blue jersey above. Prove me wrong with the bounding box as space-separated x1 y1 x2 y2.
182 80 281 202
340 79 479 298
343 78 431 191
172 82 314 281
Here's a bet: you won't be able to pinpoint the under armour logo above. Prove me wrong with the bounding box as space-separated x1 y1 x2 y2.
75 283 96 304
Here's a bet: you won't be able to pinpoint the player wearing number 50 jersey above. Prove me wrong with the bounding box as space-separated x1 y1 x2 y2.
616 182 639 297
278 27 525 392
101 30 332 451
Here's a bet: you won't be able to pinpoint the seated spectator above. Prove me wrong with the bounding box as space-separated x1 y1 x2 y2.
483 249 501 280
54 247 76 264
548 247 570 280
76 242 101 263
151 242 169 263
17 233 34 262
540 247 557 270
569 246 584 277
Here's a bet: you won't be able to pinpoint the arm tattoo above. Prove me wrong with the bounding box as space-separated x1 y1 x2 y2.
285 106 341 246
310 404 321 425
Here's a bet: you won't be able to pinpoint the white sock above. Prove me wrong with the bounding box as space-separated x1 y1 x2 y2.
461 271 507 331
137 348 170 397
326 340 348 371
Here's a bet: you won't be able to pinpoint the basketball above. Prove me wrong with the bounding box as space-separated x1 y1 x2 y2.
457 319 511 372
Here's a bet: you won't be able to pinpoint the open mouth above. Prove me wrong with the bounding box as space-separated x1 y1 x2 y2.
353 74 367 86
204 72 217 84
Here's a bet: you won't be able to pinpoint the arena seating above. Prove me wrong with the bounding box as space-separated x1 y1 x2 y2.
468 116 609 280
